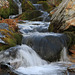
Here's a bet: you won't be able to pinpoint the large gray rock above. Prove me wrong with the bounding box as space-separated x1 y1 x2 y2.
49 0 75 32
0 23 9 30
22 32 68 61
0 23 9 44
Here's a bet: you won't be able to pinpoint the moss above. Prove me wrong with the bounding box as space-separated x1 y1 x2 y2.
0 28 22 51
13 32 22 45
64 32 75 48
0 43 10 51
31 17 43 21
22 0 35 12
18 10 43 20
37 1 53 12
0 0 18 19
48 20 65 32
0 7 10 18
7 0 18 15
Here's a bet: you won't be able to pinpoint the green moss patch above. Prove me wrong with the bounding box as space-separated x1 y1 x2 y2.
18 10 43 20
22 0 35 12
37 1 53 12
0 0 18 19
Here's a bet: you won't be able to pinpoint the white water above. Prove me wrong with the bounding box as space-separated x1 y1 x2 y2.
0 45 47 68
15 45 68 75
9 0 22 19
33 4 50 22
40 11 50 22
60 47 69 62
33 4 43 10
15 45 47 67
18 21 50 33
0 21 69 75
16 63 67 75
14 21 69 75
13 0 22 14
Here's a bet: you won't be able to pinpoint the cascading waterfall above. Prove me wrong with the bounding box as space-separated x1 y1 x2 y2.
15 45 47 67
40 11 50 22
0 45 47 68
33 4 50 22
9 0 22 19
16 21 69 75
13 0 22 14
33 4 43 10
60 47 68 62
0 21 69 75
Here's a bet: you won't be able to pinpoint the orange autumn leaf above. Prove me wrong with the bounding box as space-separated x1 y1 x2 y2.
0 19 18 31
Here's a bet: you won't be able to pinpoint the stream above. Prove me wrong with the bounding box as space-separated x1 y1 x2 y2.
0 21 72 75
0 0 73 75
16 21 70 75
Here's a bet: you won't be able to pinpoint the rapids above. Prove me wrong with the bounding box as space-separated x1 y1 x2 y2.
0 21 71 75
0 0 72 75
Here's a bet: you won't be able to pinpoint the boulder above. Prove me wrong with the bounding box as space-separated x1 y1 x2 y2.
0 21 22 51
0 23 9 44
0 62 23 75
0 0 18 18
18 10 43 20
67 65 75 75
48 0 75 32
0 23 9 30
29 0 47 4
37 1 55 12
22 32 68 61
21 0 35 12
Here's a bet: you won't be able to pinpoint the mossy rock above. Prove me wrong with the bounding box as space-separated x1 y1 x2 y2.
0 0 18 19
0 43 10 51
37 1 53 12
7 0 18 14
31 17 43 21
18 10 43 20
63 32 75 48
0 31 22 51
22 0 35 12
29 0 39 4
0 23 22 51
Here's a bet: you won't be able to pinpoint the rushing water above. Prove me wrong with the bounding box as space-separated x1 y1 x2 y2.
33 4 50 22
0 21 70 75
0 1 71 74
15 21 69 75
9 0 22 19
13 0 22 14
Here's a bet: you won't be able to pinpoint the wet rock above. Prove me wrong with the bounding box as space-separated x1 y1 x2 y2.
22 32 68 62
49 0 75 32
18 10 43 20
67 65 75 75
0 23 9 44
0 62 22 75
0 0 9 7
0 23 9 30
21 0 35 12
0 0 18 18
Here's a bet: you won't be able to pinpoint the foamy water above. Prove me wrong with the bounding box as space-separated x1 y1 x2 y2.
15 21 69 75
0 21 69 75
16 62 67 75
